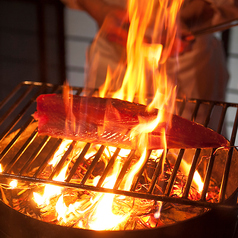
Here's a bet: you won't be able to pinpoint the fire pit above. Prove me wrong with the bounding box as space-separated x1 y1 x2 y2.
0 81 238 238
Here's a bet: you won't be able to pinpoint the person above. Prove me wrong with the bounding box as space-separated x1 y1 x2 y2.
167 0 237 129
60 0 128 91
61 0 238 130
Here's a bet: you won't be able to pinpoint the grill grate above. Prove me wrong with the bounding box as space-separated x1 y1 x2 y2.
0 81 238 210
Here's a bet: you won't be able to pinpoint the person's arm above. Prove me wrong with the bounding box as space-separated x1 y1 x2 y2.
180 0 238 32
61 0 125 27
71 0 111 27
210 0 238 27
180 0 214 31
61 0 128 45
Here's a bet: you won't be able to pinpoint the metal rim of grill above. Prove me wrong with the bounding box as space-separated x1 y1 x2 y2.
0 81 238 211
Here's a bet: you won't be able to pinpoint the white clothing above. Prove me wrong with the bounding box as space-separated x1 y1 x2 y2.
167 34 229 131
83 1 234 95
63 0 238 129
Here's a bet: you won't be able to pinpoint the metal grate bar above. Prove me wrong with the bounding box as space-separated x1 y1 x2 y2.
200 149 216 201
131 150 152 191
19 136 52 175
0 82 23 110
219 147 235 203
80 145 105 185
0 88 36 142
96 148 121 187
219 107 238 203
0 84 34 126
113 150 135 190
4 127 38 174
66 143 91 182
148 151 165 194
182 149 201 198
0 117 36 163
177 98 186 117
1 171 237 210
33 139 63 178
191 100 201 121
200 103 229 201
165 149 184 196
0 84 60 163
0 82 238 210
203 102 215 127
217 104 228 134
48 140 77 180
0 83 58 143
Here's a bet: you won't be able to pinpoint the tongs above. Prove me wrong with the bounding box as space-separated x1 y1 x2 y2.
185 19 238 40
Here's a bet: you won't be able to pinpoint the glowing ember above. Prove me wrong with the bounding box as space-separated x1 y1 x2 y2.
9 180 18 189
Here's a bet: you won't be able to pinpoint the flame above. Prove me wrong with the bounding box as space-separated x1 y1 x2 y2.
86 157 128 230
97 0 183 157
49 139 73 167
193 171 204 193
9 180 17 189
87 193 128 231
123 149 147 190
56 195 68 222
151 149 164 161
34 141 156 230
52 152 130 230
34 0 185 230
63 82 76 135
180 160 204 193
99 0 183 105
0 164 18 189
33 140 73 206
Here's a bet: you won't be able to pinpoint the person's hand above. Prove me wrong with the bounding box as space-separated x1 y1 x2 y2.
169 0 215 57
168 21 195 57
98 1 214 57
180 0 214 29
100 7 193 57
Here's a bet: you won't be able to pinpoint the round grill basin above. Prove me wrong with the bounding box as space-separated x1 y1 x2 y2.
0 198 237 238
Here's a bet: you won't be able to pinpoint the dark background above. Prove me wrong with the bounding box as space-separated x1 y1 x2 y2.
0 0 66 102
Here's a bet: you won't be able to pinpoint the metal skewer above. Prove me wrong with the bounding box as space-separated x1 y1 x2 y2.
184 19 238 41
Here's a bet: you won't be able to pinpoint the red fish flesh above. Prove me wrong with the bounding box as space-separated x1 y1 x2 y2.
33 94 229 150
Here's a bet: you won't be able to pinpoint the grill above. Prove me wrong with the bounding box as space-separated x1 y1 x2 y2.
0 81 238 238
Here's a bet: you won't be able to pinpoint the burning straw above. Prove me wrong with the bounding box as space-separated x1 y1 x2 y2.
0 137 219 231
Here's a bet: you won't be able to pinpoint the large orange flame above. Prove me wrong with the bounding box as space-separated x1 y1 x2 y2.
33 0 188 230
89 0 185 228
97 0 184 156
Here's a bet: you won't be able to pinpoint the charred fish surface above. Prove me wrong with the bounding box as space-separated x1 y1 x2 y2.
33 94 229 150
